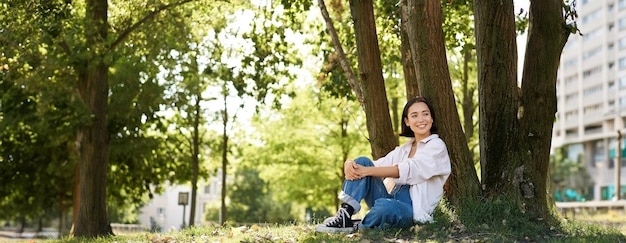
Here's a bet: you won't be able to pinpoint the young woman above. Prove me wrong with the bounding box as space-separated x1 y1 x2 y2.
319 96 451 231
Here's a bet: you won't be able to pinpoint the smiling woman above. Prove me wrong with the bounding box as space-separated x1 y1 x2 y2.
316 97 452 233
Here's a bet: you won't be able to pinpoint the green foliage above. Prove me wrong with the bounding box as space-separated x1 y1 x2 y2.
241 87 369 213
226 168 296 224
550 147 593 202
0 0 215 227
0 19 84 222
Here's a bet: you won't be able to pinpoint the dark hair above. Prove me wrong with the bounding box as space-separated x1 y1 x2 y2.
399 96 438 137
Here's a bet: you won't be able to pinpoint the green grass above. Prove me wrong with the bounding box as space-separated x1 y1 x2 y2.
41 200 626 242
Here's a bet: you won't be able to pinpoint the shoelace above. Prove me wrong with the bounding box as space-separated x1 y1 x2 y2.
327 208 349 227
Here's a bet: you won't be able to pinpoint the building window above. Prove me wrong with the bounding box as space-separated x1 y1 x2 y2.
564 75 578 85
621 97 626 108
565 110 578 120
582 66 602 79
593 140 605 168
582 47 602 60
619 37 626 50
583 104 601 115
581 8 601 24
620 17 626 30
583 85 602 96
565 93 578 102
601 186 626 200
620 77 626 89
620 57 626 70
620 0 626 10
563 57 577 68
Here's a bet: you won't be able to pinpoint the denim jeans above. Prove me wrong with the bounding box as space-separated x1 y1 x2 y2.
338 156 414 229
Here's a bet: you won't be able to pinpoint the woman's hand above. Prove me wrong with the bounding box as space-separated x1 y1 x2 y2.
344 159 362 180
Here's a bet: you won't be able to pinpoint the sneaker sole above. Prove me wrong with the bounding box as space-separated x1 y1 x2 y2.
315 224 356 233
315 219 361 233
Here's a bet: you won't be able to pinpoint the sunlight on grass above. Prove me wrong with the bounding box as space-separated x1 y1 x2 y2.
44 202 626 243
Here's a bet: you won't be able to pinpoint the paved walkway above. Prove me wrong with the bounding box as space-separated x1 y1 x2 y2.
0 228 58 242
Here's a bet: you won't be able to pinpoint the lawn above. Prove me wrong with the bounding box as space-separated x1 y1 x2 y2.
13 200 626 243
42 209 625 243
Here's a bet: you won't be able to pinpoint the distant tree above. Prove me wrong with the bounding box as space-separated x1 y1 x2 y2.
227 168 296 224
245 88 369 212
550 147 593 202
0 42 83 236
195 3 303 224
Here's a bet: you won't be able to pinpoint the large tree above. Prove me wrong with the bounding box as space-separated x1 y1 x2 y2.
74 0 204 236
319 0 573 224
474 0 570 220
1 0 204 236
404 0 481 207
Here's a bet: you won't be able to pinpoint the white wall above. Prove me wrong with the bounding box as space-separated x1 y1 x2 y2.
137 176 222 232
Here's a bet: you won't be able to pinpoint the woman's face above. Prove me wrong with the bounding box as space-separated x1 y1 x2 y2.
404 101 433 140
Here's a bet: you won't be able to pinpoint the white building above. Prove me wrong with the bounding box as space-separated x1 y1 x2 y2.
137 176 222 232
552 0 626 201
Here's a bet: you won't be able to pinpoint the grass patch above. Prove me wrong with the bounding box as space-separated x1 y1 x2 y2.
45 200 625 242
414 198 626 242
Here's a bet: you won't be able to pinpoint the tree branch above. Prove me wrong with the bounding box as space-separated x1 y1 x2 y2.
317 0 364 107
107 0 194 53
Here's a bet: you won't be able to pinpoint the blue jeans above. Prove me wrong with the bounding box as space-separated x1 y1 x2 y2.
338 156 414 229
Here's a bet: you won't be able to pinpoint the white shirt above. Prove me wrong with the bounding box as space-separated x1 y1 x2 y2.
373 134 451 223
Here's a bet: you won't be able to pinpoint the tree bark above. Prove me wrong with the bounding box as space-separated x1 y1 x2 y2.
406 0 481 205
518 0 569 217
73 0 113 237
461 48 476 149
348 0 397 159
219 89 228 225
400 0 420 99
189 94 201 227
475 0 568 220
474 0 520 195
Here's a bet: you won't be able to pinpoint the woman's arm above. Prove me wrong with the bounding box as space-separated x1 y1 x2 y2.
346 164 399 180
359 165 399 178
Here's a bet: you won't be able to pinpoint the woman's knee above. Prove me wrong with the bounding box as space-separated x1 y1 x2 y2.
354 156 374 166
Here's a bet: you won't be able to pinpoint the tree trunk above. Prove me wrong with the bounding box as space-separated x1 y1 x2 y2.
406 0 481 205
71 163 79 234
518 0 568 217
475 0 568 220
73 0 112 237
474 0 520 195
461 48 476 149
400 0 419 99
189 95 201 227
348 0 397 159
219 89 228 225
58 183 67 238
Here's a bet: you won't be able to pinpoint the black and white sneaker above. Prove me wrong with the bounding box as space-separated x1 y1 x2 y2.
325 207 353 228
